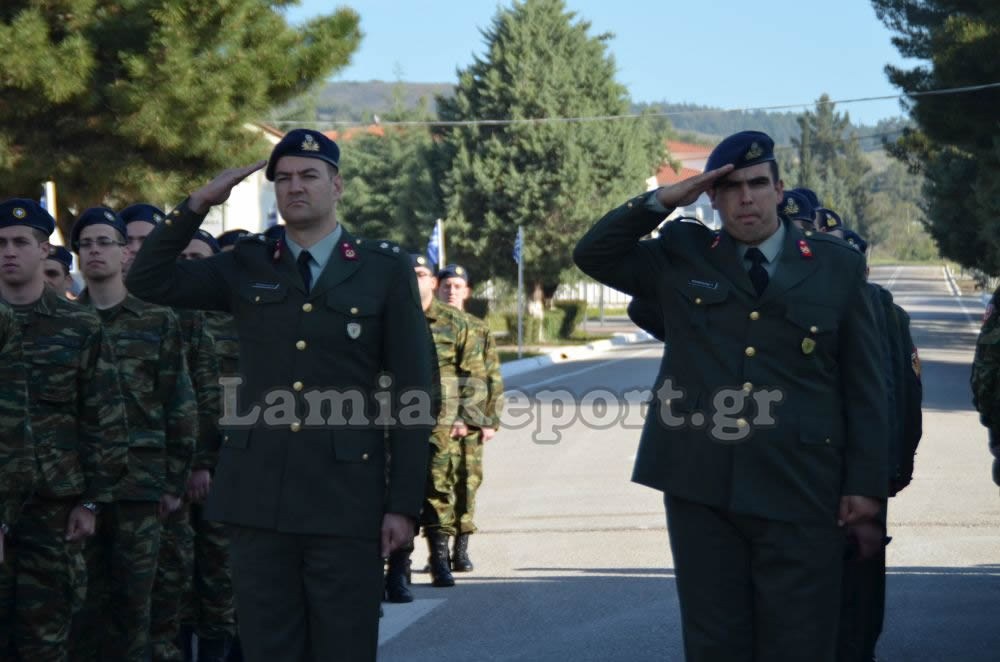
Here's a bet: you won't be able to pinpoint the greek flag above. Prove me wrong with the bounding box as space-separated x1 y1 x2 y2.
513 226 523 264
426 219 442 266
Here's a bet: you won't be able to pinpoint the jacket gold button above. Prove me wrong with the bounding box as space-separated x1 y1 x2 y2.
290 422 301 432
745 346 756 357
302 303 313 312
164 219 173 227
296 340 306 350
293 381 303 391
223 434 230 442
255 296 261 303
361 452 369 461
350 307 359 315
694 297 702 305
736 418 748 428
743 382 753 391
805 230 813 237
749 311 760 321
825 437 831 444
810 325 818 334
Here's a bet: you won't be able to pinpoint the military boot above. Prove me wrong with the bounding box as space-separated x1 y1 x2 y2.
452 533 474 572
385 549 414 603
195 636 231 662
426 531 455 587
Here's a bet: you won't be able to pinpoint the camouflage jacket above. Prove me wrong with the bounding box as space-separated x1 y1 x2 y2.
425 299 485 430
972 286 1000 427
175 309 221 472
12 287 127 504
464 314 505 429
80 291 197 500
0 302 33 526
201 311 239 469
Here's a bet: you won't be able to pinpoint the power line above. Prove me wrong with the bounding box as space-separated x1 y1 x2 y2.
261 81 1000 128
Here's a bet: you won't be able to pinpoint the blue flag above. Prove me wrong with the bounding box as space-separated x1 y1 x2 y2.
426 220 442 266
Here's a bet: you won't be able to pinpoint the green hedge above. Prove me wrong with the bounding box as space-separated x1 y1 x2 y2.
553 300 586 338
502 302 583 342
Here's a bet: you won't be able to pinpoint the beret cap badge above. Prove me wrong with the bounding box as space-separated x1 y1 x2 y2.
744 142 763 161
12 207 26 219
784 199 799 215
301 135 321 152
104 211 115 221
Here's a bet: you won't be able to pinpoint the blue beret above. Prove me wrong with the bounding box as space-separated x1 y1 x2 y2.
779 190 815 222
190 229 220 254
262 224 285 241
216 229 251 248
792 187 821 209
0 198 55 235
437 264 469 283
410 254 435 272
704 131 776 173
71 207 126 251
266 129 340 181
120 203 166 225
47 245 73 270
817 208 843 231
843 230 868 254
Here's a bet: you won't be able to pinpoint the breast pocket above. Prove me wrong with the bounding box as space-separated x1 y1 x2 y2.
670 280 730 341
115 334 161 394
28 343 79 449
237 282 290 328
325 292 381 348
784 304 839 359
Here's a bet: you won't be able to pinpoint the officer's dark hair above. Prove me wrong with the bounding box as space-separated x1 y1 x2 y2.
769 160 780 184
30 228 50 244
48 261 70 277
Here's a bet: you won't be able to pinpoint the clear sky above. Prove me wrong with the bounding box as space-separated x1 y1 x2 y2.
283 1 922 126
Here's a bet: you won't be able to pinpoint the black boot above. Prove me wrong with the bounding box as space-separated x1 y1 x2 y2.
452 533 474 572
427 531 455 587
385 549 415 603
196 636 231 662
177 624 195 662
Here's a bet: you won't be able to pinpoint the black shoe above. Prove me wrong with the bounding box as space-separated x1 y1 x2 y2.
196 636 231 662
452 533 474 572
427 531 455 587
385 549 415 603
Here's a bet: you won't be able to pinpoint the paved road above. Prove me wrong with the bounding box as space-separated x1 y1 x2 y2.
377 264 1000 661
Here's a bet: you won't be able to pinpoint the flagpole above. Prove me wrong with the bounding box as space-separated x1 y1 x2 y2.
438 219 446 266
516 226 524 359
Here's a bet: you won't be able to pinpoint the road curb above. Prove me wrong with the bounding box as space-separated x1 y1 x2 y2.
500 330 654 379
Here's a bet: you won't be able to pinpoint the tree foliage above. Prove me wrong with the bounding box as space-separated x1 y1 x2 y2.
0 1 361 238
873 0 1000 273
432 0 665 301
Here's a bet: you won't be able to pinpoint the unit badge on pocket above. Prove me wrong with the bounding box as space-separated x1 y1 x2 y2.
801 338 816 355
347 322 362 339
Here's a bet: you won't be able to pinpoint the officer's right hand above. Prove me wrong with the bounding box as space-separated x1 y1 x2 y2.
654 164 734 209
450 421 469 439
65 506 96 541
189 161 267 215
187 469 212 503
158 494 183 521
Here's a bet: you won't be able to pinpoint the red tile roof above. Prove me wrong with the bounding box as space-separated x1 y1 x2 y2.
323 126 385 142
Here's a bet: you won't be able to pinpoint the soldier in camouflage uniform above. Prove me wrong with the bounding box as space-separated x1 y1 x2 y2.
43 245 75 299
69 208 197 662
972 283 1000 487
175 230 238 662
0 198 128 662
436 264 504 571
122 207 220 662
0 301 33 659
405 255 485 590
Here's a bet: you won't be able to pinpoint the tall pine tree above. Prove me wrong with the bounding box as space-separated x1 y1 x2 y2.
433 0 664 303
0 1 361 238
872 0 1000 273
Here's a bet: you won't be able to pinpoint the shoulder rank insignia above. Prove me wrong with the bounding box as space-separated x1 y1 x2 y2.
710 233 721 249
301 134 320 152
797 239 813 259
341 241 358 261
272 238 284 262
745 142 763 160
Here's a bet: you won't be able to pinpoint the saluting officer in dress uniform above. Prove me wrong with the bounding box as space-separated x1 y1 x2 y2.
125 129 434 662
574 131 888 662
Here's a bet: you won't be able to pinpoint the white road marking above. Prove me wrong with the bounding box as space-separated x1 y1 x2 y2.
942 265 976 325
514 347 659 391
885 265 903 291
378 599 446 647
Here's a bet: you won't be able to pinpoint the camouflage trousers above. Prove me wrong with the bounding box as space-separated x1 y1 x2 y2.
180 503 236 640
421 429 461 536
455 430 484 535
0 498 85 662
150 505 194 662
69 500 161 662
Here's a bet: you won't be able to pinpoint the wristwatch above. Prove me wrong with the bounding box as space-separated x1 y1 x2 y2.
81 502 99 515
